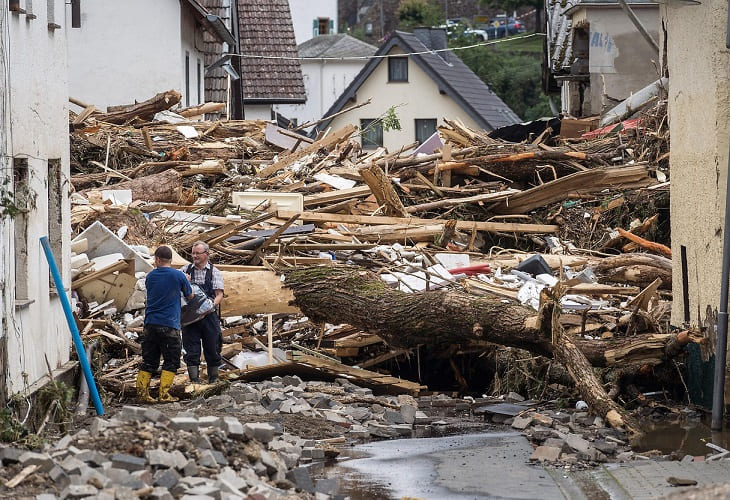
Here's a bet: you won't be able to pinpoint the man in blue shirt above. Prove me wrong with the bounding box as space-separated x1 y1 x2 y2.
136 246 194 403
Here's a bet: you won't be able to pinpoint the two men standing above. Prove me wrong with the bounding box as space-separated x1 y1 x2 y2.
135 242 224 404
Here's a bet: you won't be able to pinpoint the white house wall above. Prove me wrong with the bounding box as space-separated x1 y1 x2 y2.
66 0 195 110
180 7 205 108
4 1 72 397
288 0 338 45
328 48 482 152
275 59 366 128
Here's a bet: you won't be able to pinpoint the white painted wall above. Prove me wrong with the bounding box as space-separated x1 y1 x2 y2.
3 1 72 397
275 59 367 128
66 0 206 110
288 0 338 45
328 47 481 152
244 105 273 121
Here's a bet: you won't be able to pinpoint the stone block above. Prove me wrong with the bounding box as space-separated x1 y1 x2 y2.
243 423 275 443
143 408 166 423
315 478 339 496
153 468 181 489
383 410 405 424
110 453 147 472
511 416 533 430
146 449 177 469
0 446 24 464
60 484 99 498
565 434 591 454
222 417 244 438
148 487 175 500
19 451 54 472
198 449 219 468
531 413 554 427
529 446 561 462
282 375 303 387
197 415 222 428
75 450 108 467
400 404 417 424
118 406 146 421
168 416 199 431
286 467 315 493
48 465 70 489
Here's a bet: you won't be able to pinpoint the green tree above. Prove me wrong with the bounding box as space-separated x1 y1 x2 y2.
397 0 444 31
455 43 552 121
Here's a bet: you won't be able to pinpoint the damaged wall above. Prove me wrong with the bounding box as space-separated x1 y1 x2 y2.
570 4 660 116
665 0 730 329
4 1 72 397
326 46 482 152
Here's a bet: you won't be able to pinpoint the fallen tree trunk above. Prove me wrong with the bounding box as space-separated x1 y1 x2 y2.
285 265 682 433
82 169 182 204
283 265 692 369
97 90 182 124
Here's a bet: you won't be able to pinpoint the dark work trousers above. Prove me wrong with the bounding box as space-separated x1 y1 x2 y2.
182 311 222 367
140 324 182 373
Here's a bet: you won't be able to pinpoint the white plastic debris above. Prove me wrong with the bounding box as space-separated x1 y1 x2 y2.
575 400 589 410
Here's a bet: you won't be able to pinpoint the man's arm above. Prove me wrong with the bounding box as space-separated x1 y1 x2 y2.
213 289 223 308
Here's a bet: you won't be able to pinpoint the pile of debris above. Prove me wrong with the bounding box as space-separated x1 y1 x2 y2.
60 89 686 435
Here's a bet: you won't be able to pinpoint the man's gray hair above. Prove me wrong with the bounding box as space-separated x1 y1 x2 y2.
192 241 210 253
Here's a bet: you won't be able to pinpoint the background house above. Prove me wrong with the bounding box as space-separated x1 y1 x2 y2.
317 28 520 151
288 0 338 45
274 34 377 130
1 2 72 403
67 0 234 110
545 0 659 117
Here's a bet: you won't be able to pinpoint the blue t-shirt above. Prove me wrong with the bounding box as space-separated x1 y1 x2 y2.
144 267 193 330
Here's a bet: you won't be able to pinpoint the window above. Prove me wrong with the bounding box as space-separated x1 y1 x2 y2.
313 17 333 36
415 119 437 144
9 0 20 13
185 51 190 107
13 158 29 300
360 119 383 149
197 58 202 104
47 159 63 286
26 0 36 19
388 57 408 82
70 0 80 27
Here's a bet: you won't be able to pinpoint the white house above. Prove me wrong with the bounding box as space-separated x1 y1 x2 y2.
318 28 521 152
66 0 235 111
1 1 72 403
288 0 338 45
274 34 377 129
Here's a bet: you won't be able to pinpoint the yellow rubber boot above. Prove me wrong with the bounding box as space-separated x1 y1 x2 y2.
158 370 179 403
135 370 156 404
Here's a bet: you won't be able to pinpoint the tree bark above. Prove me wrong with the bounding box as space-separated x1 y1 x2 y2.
97 90 182 124
82 169 182 204
284 265 689 368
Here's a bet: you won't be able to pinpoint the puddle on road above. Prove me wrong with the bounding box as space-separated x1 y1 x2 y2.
632 414 730 456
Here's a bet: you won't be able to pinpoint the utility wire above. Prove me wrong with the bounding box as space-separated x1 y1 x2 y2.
224 33 544 62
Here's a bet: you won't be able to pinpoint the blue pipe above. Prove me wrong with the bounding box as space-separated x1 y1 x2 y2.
40 236 104 416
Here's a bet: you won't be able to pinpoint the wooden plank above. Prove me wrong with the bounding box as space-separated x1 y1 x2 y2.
4 465 39 488
258 124 356 178
72 260 130 290
278 210 559 234
303 185 372 207
491 164 653 215
357 349 411 369
220 271 300 316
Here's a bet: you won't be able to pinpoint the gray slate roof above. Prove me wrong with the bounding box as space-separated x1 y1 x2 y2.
316 29 521 134
298 34 378 59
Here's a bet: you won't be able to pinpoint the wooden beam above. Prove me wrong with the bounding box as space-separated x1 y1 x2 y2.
277 210 560 234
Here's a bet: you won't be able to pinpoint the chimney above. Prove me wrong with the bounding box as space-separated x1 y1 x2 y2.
429 28 448 52
413 27 432 48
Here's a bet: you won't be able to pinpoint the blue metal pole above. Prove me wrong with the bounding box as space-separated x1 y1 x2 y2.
40 236 104 416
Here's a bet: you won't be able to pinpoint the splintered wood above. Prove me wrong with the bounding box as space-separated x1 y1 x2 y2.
68 92 675 405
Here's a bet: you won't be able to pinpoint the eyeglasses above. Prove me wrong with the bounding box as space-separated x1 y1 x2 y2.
192 251 208 255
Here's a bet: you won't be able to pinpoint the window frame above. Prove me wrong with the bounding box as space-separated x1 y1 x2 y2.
388 57 408 83
415 118 438 145
360 119 383 149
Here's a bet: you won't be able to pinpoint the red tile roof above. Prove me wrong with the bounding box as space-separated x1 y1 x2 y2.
236 0 305 103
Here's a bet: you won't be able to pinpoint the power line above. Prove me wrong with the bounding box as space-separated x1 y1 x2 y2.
224 33 544 62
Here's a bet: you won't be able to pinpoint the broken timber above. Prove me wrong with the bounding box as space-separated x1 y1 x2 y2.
276 210 560 234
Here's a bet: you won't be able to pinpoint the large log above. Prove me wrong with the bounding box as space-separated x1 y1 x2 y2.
82 169 182 204
97 90 182 124
220 271 298 316
283 265 689 368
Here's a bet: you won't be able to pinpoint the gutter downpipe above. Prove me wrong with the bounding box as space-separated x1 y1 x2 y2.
712 8 730 431
40 236 104 416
